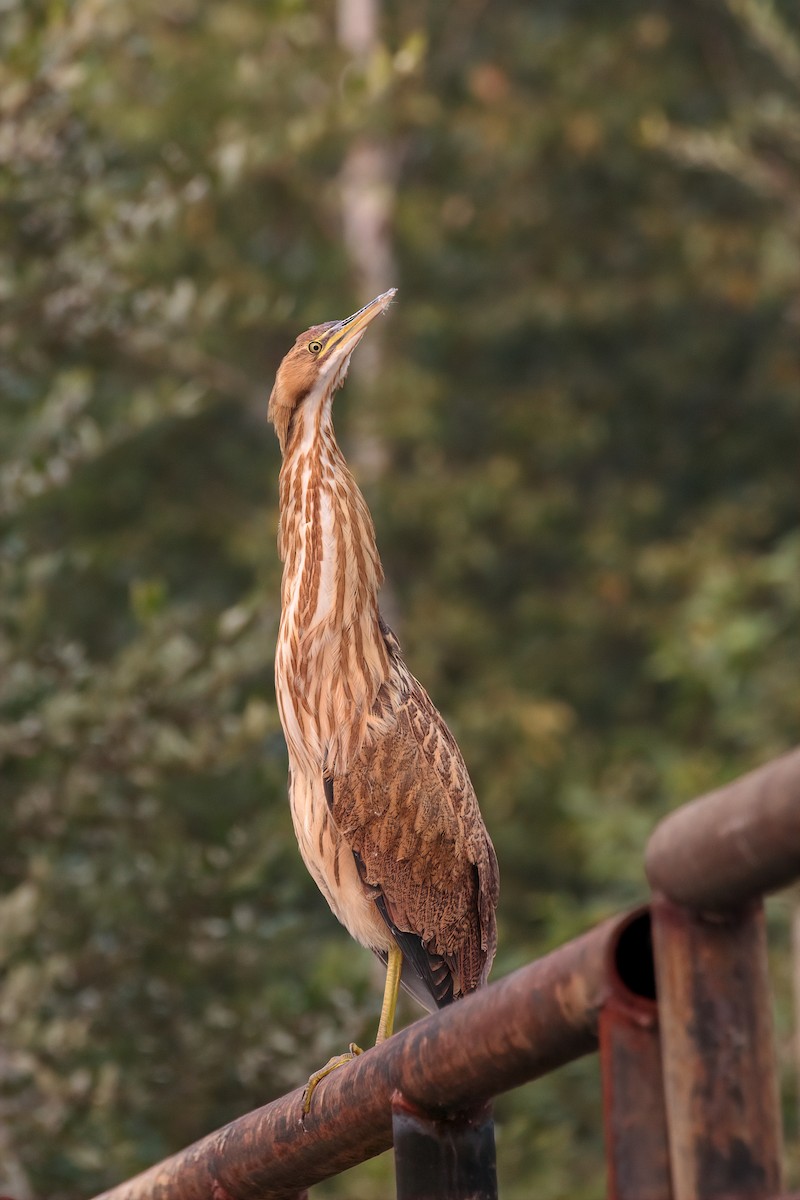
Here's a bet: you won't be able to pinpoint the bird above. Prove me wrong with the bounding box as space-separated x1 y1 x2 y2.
268 288 499 1109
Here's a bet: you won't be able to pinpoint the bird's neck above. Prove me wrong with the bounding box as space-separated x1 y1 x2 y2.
275 411 391 773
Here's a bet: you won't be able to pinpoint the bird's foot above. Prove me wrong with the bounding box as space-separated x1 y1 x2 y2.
302 1042 363 1115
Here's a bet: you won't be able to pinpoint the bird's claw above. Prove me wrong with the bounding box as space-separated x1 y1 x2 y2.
301 1042 363 1116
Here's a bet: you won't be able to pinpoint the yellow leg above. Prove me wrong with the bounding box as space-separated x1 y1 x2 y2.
302 943 403 1115
376 943 403 1044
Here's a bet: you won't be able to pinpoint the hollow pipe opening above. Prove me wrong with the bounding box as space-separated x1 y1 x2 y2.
609 907 657 1003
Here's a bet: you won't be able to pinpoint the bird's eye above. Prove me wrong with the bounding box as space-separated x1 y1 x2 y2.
308 340 322 354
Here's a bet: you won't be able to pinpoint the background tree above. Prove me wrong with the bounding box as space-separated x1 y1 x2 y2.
1 0 799 1196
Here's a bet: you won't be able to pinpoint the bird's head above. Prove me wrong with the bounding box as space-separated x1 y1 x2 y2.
269 288 397 453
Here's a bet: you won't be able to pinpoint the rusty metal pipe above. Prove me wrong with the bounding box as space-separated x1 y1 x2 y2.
89 913 629 1200
646 747 800 912
599 908 673 1200
392 1095 497 1200
650 896 783 1200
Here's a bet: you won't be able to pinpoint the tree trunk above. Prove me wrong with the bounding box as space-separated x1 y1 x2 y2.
337 0 398 484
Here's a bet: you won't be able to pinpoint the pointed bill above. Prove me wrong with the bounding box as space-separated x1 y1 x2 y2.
324 289 397 357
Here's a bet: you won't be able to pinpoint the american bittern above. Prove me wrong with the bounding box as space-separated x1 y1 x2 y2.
268 289 498 1107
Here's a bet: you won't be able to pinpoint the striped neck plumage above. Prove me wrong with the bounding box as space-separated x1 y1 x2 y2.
275 390 390 773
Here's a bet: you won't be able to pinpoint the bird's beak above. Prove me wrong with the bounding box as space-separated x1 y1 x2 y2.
325 288 397 357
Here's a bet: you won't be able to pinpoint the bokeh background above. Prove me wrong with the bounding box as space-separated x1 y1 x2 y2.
2 0 800 1196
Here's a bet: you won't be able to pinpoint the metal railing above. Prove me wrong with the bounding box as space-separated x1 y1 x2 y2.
80 746 800 1200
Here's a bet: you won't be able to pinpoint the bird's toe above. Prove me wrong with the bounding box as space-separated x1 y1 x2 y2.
301 1043 363 1116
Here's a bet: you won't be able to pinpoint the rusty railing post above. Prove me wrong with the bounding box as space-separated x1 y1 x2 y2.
644 751 800 1200
392 1094 497 1200
599 908 673 1200
650 896 783 1200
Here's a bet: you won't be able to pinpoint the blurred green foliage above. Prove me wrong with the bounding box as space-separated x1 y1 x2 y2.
1 0 799 1196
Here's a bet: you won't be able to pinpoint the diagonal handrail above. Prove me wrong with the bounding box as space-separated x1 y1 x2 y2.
90 913 628 1200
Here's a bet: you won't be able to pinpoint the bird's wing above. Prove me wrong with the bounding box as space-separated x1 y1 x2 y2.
327 654 498 1006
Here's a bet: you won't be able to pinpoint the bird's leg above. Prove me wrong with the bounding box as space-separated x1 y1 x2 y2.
375 943 403 1043
301 944 403 1115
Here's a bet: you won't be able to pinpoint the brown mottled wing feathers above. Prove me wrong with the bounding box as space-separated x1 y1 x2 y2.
329 648 499 1006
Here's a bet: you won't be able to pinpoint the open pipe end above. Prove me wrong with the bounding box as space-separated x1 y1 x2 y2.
608 907 657 1005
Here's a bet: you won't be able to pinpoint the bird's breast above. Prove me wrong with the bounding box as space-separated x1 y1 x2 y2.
287 769 391 952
